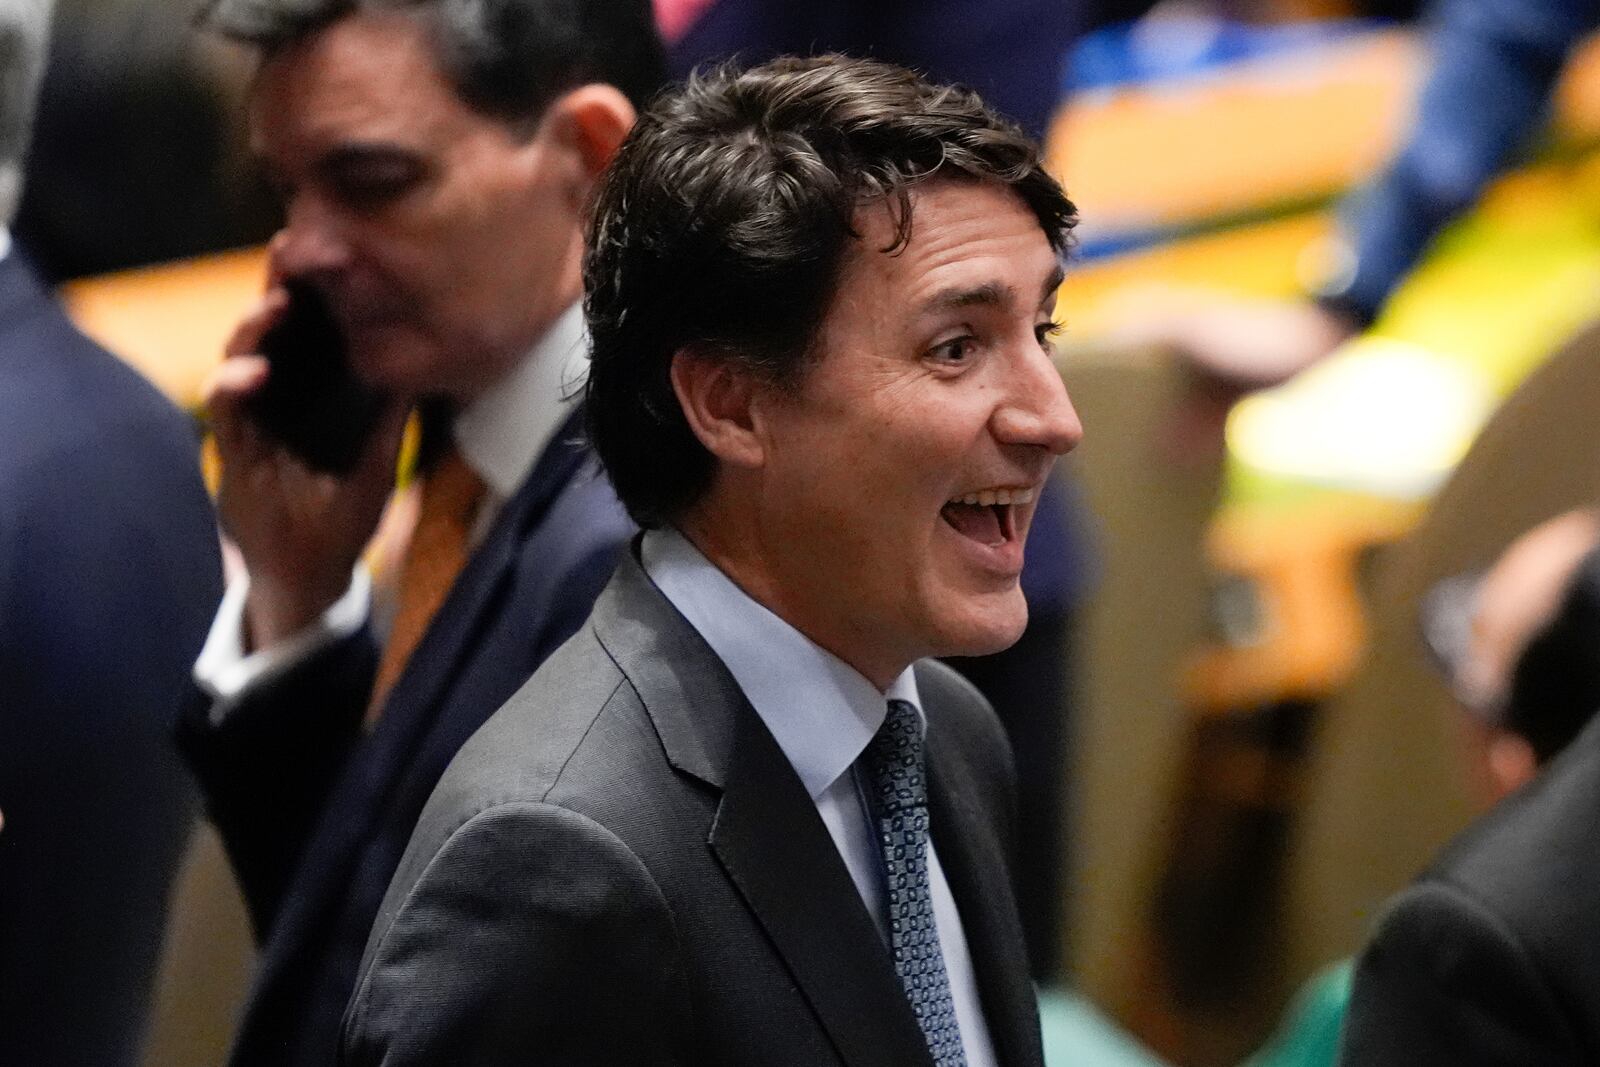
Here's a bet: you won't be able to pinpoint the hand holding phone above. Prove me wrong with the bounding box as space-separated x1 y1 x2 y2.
206 283 408 648
242 280 389 475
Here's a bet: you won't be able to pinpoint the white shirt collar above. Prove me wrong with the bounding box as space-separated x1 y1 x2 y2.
452 301 588 498
0 227 12 264
640 526 923 800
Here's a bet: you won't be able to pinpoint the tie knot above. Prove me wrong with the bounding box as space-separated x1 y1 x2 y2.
864 698 927 816
366 444 486 723
423 446 487 526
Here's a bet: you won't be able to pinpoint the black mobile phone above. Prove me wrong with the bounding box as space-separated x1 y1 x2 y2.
243 280 388 475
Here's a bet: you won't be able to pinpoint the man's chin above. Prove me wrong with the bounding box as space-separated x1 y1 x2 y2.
348 334 446 396
933 592 1029 660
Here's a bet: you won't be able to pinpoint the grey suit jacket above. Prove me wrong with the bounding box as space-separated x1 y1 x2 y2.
342 548 1045 1066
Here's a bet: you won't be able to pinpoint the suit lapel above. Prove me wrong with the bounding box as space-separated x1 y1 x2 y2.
927 732 1045 1067
594 555 932 1067
709 710 935 1067
266 412 595 968
375 408 593 737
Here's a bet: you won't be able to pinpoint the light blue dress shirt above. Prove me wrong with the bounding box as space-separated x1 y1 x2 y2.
642 527 998 1067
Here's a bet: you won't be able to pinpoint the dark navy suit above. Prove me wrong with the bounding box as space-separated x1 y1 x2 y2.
0 248 222 1065
176 408 633 1066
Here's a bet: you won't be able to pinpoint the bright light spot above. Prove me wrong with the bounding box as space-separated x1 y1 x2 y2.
1228 337 1494 499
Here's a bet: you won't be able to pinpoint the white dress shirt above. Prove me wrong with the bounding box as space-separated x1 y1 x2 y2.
0 227 12 263
641 527 999 1067
194 302 590 708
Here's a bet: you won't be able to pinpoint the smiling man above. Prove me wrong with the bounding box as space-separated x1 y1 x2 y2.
345 56 1080 1066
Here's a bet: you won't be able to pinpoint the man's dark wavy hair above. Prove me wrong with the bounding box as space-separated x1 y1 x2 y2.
584 54 1078 529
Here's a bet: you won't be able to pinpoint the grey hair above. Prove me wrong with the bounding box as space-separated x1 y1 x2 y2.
0 0 53 226
195 0 664 128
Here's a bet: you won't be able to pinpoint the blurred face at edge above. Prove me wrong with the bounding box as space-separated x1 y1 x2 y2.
248 11 585 401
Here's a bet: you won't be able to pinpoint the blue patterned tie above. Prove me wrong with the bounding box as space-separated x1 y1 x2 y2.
863 698 968 1067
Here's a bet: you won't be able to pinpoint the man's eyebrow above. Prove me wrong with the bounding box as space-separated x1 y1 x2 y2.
317 142 425 172
1040 263 1066 307
923 281 1016 314
921 264 1067 316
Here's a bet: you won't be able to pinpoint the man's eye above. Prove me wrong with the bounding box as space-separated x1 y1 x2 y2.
334 174 419 207
326 158 426 208
1035 320 1065 349
929 336 977 364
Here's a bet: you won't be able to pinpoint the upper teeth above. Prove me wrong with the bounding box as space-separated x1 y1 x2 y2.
951 488 1034 507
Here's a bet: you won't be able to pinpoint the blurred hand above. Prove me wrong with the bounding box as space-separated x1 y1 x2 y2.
1111 290 1360 396
1104 289 1362 461
206 288 410 650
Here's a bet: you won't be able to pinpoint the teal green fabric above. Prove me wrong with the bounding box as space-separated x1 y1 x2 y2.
1238 961 1354 1067
1038 988 1170 1067
1036 962 1354 1067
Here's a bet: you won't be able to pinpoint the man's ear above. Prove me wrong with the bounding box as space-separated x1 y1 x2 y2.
670 349 767 469
541 84 636 204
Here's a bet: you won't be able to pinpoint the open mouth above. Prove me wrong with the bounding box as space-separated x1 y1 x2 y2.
940 487 1034 548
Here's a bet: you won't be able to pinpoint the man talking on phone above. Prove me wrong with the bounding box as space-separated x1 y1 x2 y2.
183 2 662 1063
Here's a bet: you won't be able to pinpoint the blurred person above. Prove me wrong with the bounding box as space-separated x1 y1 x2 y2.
1425 509 1600 802
15 0 276 283
661 0 1430 145
1338 507 1600 1066
0 1 223 1063
1122 0 1599 421
343 55 1079 1066
663 0 1080 140
1241 508 1600 1067
180 1 662 1062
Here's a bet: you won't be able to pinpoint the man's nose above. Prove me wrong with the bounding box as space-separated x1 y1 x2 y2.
993 340 1083 456
268 199 351 280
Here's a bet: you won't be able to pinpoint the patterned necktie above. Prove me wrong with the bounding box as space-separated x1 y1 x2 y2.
862 698 968 1067
366 446 486 723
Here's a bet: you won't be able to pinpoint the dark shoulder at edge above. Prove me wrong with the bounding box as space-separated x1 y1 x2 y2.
1423 713 1600 906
